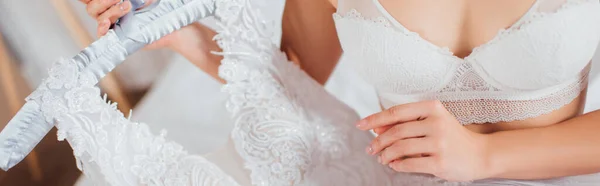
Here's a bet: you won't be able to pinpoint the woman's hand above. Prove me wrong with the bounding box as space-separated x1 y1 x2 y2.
80 0 139 36
356 100 492 182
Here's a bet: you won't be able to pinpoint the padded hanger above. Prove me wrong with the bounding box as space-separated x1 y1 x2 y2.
0 0 217 171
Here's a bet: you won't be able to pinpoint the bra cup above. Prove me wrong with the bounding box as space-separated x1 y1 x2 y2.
474 6 600 90
336 19 455 94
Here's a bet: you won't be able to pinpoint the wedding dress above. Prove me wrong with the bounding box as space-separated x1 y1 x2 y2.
1 0 600 185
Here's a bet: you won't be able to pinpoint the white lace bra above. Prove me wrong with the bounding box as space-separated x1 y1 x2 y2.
333 0 600 124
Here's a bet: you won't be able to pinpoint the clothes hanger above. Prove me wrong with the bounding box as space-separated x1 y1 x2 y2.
0 0 217 171
51 0 133 113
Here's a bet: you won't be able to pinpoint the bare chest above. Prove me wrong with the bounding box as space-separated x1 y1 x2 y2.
378 0 537 58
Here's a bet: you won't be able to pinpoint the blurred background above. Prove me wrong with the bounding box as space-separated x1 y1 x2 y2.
1 0 600 186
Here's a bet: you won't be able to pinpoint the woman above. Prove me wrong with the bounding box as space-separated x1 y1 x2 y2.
81 0 600 183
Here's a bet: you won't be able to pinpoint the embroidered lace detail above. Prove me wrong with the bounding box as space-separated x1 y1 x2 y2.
440 63 500 92
215 1 385 185
27 57 239 186
333 9 392 28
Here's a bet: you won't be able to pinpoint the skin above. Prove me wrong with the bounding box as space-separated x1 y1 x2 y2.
82 0 600 182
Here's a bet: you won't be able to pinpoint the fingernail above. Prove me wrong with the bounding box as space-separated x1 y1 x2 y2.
355 120 366 128
365 146 373 155
388 163 393 169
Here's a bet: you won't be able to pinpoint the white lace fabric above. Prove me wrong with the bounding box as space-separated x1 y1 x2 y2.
28 56 239 185
334 0 600 124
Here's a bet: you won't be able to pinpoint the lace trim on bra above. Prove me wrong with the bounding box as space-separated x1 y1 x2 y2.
378 71 588 125
442 70 588 124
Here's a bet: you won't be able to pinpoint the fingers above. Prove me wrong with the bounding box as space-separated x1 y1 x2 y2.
97 19 112 37
95 1 131 37
80 0 92 4
373 125 392 135
389 157 437 175
378 137 432 164
97 1 132 24
87 0 122 18
368 120 431 155
357 100 444 130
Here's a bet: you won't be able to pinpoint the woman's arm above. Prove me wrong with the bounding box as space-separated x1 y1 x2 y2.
486 110 600 179
281 0 342 85
358 100 600 181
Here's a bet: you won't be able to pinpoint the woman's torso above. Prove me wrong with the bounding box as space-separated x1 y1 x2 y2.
349 0 589 134
283 0 598 133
